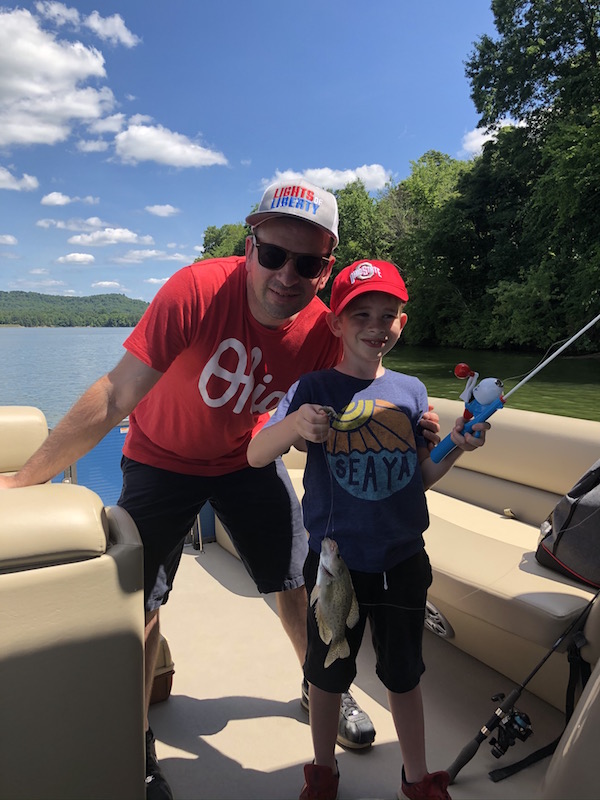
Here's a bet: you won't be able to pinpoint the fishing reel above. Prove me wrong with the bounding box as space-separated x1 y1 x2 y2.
488 693 533 759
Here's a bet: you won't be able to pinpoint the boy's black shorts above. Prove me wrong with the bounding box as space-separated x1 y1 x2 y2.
118 456 308 611
303 548 432 694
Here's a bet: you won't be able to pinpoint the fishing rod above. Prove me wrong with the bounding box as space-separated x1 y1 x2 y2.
430 311 600 463
445 586 600 783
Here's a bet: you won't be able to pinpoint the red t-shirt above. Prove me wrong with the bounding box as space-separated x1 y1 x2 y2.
122 257 341 475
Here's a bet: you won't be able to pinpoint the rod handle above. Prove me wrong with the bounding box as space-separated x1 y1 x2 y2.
430 397 504 464
446 734 486 783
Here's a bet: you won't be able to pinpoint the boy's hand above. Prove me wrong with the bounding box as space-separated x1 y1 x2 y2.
450 416 490 451
294 404 331 443
420 405 441 450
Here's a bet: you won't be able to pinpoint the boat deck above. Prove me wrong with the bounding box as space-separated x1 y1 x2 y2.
150 539 565 800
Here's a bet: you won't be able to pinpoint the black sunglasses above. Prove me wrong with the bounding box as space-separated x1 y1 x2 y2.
252 236 331 279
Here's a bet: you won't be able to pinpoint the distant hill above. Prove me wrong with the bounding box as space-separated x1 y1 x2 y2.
0 291 149 327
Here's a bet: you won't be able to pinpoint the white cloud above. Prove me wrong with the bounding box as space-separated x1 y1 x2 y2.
460 128 496 157
68 227 154 246
37 215 109 231
113 249 190 264
194 245 204 253
114 249 166 264
115 123 228 168
88 112 125 134
145 204 180 217
0 234 18 245
10 277 65 290
145 277 169 285
92 280 127 290
84 11 140 47
0 8 114 148
41 191 70 205
265 164 392 192
129 113 153 125
34 2 79 27
76 138 109 152
459 118 525 157
35 3 140 48
29 268 49 274
41 191 98 205
0 166 39 191
56 252 95 263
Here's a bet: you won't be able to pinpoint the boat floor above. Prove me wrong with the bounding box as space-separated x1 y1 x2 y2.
150 541 565 800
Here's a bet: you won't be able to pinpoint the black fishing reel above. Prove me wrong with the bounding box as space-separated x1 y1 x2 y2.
488 694 533 759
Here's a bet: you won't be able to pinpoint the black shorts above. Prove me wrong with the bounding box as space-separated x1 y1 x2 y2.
118 456 308 610
303 548 432 694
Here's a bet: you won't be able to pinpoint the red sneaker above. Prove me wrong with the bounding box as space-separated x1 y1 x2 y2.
398 768 451 800
299 763 339 800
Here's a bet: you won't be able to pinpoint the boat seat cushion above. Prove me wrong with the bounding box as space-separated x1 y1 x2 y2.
0 484 108 571
425 491 594 648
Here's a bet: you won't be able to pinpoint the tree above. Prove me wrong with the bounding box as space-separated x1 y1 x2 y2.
197 223 249 261
318 181 389 305
466 0 600 127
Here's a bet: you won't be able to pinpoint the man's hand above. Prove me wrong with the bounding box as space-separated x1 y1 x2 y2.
420 404 441 450
0 475 17 490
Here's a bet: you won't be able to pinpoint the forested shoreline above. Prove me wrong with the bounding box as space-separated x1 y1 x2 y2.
0 292 148 327
3 3 598 353
198 1 600 355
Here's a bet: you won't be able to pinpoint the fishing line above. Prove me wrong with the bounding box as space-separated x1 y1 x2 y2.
502 333 580 385
318 409 428 613
319 406 339 540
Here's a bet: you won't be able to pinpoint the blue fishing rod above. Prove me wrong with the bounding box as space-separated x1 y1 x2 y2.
430 311 600 463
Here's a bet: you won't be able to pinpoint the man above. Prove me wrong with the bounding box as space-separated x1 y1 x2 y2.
0 179 439 800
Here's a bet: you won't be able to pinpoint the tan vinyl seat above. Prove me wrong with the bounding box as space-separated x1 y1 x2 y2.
0 406 145 800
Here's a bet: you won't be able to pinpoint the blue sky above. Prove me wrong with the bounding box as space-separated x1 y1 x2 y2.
0 1 498 302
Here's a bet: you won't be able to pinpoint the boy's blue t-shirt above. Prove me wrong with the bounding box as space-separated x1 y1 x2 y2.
267 368 430 573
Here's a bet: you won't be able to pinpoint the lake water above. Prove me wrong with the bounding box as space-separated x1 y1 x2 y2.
1 327 599 426
1 327 133 428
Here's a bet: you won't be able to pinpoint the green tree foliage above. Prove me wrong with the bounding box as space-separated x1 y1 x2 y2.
459 0 600 352
466 0 600 126
319 181 390 305
0 292 148 327
196 223 249 261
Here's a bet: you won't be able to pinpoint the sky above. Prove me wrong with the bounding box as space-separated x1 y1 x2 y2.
0 1 499 302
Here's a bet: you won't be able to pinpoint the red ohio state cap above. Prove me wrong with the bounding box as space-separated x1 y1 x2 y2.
330 260 408 315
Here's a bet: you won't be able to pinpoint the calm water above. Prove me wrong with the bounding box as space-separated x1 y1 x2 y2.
1 328 598 426
385 344 599 421
1 327 133 428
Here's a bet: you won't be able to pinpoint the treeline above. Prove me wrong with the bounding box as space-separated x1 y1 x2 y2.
0 292 148 327
198 1 600 354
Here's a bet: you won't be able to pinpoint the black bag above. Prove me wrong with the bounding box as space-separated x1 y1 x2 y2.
535 458 600 588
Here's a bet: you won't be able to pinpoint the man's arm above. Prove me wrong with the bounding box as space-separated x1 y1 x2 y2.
0 352 162 489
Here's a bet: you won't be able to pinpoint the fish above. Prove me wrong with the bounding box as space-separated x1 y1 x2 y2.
309 537 360 668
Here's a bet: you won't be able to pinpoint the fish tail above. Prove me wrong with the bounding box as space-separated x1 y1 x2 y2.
324 638 350 669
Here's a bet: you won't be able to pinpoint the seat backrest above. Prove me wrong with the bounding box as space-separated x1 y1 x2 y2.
0 481 145 799
0 405 48 474
431 398 600 527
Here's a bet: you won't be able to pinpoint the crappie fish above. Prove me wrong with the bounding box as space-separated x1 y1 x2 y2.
310 537 360 668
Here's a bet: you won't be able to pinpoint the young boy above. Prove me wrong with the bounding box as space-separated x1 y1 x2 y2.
247 260 490 800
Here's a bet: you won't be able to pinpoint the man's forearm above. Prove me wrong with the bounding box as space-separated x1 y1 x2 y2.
4 375 129 488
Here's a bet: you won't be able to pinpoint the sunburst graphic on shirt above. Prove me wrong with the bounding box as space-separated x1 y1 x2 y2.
326 399 418 500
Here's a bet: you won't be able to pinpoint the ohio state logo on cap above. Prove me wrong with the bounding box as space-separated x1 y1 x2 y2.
349 262 383 284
